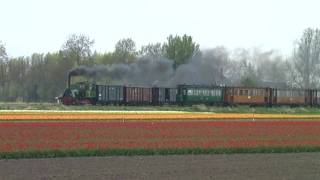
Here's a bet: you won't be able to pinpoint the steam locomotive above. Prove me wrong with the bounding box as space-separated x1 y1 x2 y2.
59 77 320 106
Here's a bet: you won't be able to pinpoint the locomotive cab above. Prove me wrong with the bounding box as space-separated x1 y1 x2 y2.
61 82 97 105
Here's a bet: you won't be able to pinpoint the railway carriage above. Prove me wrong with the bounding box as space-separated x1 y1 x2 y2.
124 86 152 105
272 89 308 106
167 88 178 104
224 87 272 106
310 90 320 106
176 85 224 105
152 87 177 105
97 85 124 105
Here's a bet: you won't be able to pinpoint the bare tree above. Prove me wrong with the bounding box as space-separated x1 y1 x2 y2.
61 34 95 66
292 28 320 89
0 41 8 99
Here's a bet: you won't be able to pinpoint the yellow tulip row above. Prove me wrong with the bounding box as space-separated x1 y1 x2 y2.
1 111 320 121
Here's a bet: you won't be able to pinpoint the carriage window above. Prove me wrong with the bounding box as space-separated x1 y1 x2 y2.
250 90 253 96
244 90 248 96
256 90 261 96
187 90 192 95
195 90 199 96
217 90 221 96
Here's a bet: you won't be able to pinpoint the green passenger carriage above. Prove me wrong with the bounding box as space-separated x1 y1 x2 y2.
177 85 224 105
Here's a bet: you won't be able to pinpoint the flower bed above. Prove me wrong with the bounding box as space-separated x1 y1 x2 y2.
1 121 320 153
2 111 320 121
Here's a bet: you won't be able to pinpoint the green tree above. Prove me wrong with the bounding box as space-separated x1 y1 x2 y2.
139 43 163 58
113 38 136 63
61 34 94 66
93 52 118 65
292 28 320 89
163 34 200 68
6 57 29 101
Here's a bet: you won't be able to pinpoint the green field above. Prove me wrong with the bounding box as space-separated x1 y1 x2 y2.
1 102 320 114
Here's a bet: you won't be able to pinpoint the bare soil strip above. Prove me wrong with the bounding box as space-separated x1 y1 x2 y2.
1 153 319 180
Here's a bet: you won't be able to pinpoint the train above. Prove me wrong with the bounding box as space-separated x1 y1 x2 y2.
59 80 320 107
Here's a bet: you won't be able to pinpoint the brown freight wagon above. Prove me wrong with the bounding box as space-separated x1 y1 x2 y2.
271 88 309 106
124 86 152 105
225 87 272 105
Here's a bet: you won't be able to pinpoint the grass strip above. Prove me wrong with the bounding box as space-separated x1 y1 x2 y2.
3 103 320 115
1 146 320 159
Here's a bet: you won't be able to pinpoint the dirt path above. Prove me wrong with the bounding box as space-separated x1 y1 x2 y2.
1 153 320 180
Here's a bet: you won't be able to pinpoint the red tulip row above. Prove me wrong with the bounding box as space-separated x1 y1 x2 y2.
1 121 320 152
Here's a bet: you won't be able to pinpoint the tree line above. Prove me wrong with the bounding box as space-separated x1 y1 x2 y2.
0 28 320 102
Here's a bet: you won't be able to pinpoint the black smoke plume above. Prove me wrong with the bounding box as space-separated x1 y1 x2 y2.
68 50 228 87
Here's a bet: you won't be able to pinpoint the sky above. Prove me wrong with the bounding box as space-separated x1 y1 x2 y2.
1 0 320 57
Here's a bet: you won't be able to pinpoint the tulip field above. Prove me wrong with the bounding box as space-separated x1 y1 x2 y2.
1 111 320 158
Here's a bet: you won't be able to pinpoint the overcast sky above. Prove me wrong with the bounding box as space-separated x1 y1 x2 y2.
1 0 320 57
